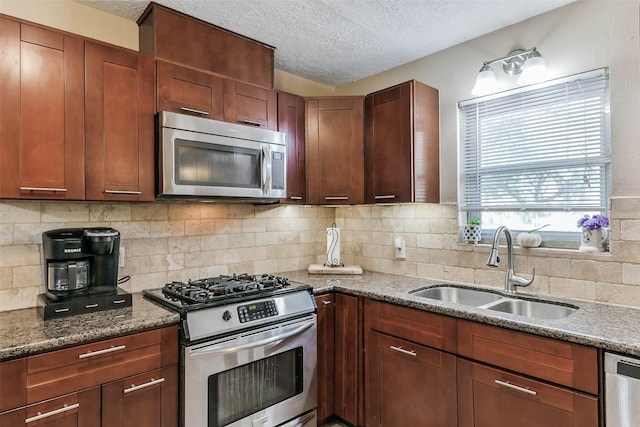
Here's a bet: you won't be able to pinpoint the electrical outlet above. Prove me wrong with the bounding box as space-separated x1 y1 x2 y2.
119 247 125 268
394 237 406 259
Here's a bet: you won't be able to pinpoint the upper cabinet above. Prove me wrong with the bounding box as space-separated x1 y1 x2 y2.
85 42 155 201
156 60 225 120
364 80 440 204
138 3 274 89
223 80 277 130
0 17 85 200
306 97 365 205
277 91 306 203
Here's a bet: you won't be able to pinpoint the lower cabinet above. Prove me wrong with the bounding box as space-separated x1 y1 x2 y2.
334 293 362 426
457 359 599 427
366 331 457 426
0 326 178 427
315 294 335 423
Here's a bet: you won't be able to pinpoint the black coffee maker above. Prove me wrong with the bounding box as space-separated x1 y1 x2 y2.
38 227 132 319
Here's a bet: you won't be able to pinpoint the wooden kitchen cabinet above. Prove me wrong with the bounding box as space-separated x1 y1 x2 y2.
0 326 178 427
364 299 457 427
364 80 440 204
306 97 365 205
334 293 362 425
0 16 85 200
457 359 598 427
223 79 277 130
278 91 307 203
156 60 224 120
138 3 274 89
315 294 335 423
84 41 155 201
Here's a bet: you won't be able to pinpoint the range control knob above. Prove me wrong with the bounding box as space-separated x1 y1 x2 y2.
222 310 232 321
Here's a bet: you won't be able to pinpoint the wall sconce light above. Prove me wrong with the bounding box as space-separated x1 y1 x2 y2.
471 47 547 96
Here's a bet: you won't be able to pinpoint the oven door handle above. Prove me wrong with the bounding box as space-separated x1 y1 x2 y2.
190 320 314 357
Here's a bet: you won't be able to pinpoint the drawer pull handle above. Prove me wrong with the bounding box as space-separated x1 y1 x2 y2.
124 377 165 394
390 345 417 357
242 119 263 127
112 299 127 304
324 196 348 201
374 195 396 200
85 303 99 309
25 403 79 423
54 307 70 313
180 107 209 116
494 379 537 396
79 344 126 359
322 300 332 305
20 186 67 192
289 196 303 200
104 190 142 195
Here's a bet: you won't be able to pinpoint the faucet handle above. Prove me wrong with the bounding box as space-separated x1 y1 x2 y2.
511 268 535 288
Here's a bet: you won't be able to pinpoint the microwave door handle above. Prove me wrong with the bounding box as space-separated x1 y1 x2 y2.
261 146 269 195
190 320 314 358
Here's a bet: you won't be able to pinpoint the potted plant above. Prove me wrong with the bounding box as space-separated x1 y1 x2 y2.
577 214 609 252
463 216 482 244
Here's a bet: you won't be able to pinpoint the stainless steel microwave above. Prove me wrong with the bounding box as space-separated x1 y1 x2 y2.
157 111 286 202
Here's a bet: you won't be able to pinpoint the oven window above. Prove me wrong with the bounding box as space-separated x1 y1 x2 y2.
175 139 260 188
208 347 303 427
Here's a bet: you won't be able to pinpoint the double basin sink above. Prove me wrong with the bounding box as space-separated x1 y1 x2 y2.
409 285 578 320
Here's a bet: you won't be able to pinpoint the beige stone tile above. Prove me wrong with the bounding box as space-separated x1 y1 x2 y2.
529 256 572 278
185 250 218 268
13 265 43 288
362 244 383 258
253 259 280 273
443 266 475 283
610 241 640 262
131 203 168 221
392 204 417 219
620 220 640 241
473 269 507 288
128 237 168 256
199 265 229 278
165 253 185 271
169 268 203 283
0 201 41 224
549 277 596 300
429 249 460 266
89 204 131 222
149 254 170 272
406 247 430 264
14 223 64 245
622 263 640 285
0 224 13 246
228 204 255 218
597 282 640 307
0 267 12 290
611 197 640 219
215 248 243 264
199 204 231 219
241 218 266 233
254 204 283 218
110 221 151 239
571 259 622 283
168 203 203 220
185 219 216 236
41 202 90 223
215 219 243 234
416 233 444 249
416 262 444 279
0 245 40 268
123 256 151 275
169 236 202 253
255 231 279 246
242 246 267 262
381 218 405 233
130 272 168 293
149 221 185 238
0 286 40 311
393 260 417 276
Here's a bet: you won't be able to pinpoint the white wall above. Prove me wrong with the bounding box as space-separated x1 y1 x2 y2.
334 0 640 204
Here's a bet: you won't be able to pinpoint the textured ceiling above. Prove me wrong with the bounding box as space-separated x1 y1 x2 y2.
77 0 575 87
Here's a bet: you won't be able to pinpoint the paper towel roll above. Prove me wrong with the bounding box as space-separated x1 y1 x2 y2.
326 227 341 267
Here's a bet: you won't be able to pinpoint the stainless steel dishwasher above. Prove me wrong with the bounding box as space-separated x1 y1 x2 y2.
605 352 640 426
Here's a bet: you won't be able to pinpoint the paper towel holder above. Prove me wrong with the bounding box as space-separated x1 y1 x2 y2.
325 223 344 267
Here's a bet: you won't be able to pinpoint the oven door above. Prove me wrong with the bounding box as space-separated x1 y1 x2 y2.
183 315 317 427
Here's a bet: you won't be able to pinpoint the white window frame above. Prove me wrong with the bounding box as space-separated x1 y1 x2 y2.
458 68 611 247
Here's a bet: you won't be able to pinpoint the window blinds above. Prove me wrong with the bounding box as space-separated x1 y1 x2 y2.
459 69 610 213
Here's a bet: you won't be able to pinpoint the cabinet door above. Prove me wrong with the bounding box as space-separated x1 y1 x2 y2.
0 387 100 427
0 18 84 200
334 293 362 425
365 331 457 427
306 97 365 205
156 60 224 119
85 42 155 201
223 79 277 130
314 294 335 423
101 365 178 427
277 91 306 203
457 359 599 427
364 80 439 204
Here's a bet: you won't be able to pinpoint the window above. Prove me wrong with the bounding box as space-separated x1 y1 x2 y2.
459 69 610 246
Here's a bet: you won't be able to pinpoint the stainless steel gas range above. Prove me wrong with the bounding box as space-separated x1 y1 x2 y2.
144 274 318 427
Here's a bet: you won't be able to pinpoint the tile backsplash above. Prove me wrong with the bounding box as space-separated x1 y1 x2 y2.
2 197 640 311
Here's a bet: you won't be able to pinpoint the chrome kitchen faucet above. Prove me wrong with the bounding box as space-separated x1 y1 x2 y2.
487 226 535 294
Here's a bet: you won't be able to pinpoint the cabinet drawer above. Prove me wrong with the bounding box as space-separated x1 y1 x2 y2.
457 320 598 394
457 359 598 427
364 299 456 352
0 358 26 412
26 329 163 403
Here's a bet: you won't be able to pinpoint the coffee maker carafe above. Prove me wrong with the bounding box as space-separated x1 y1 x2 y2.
42 227 121 301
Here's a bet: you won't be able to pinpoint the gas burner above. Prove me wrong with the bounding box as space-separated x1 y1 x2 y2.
160 273 290 306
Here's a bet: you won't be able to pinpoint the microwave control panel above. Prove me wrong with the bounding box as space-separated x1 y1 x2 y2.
237 300 278 323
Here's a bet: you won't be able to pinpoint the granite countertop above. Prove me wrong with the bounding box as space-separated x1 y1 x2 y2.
283 270 640 357
0 293 180 361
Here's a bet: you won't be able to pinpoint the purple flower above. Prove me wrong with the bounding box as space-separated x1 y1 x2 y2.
577 214 609 230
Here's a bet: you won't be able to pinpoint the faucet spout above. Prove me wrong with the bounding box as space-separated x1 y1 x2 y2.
486 226 535 294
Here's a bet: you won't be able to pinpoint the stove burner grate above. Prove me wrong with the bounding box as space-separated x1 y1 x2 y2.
162 273 290 305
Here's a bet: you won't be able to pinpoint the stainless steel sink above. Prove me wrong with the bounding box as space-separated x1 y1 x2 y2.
485 299 578 320
410 286 503 307
409 285 578 319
